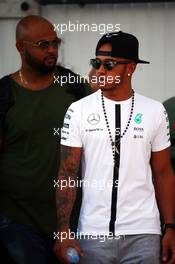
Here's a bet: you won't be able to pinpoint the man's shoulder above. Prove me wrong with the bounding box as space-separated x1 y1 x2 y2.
163 97 175 110
136 92 163 109
0 74 14 106
71 90 99 106
0 74 11 89
66 91 98 116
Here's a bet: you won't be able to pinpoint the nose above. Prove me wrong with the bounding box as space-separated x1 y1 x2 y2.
97 63 106 75
47 44 58 54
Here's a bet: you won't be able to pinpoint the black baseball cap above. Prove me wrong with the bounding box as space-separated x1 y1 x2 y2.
96 31 149 64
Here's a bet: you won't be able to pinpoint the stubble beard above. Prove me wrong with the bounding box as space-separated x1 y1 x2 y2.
25 49 57 74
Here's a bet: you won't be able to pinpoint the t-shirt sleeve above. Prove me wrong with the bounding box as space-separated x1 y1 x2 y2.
151 104 171 152
61 102 82 147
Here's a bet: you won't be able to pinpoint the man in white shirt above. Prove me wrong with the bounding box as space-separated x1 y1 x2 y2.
54 31 175 264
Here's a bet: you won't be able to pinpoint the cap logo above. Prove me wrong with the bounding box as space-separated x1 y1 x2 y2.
106 32 119 38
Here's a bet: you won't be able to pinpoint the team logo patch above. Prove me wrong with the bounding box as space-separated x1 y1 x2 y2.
134 113 142 124
87 113 100 125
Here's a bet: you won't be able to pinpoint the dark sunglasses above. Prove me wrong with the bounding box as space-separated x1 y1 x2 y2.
24 38 61 50
90 58 132 71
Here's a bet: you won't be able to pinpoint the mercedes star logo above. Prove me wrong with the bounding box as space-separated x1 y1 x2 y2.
87 113 100 125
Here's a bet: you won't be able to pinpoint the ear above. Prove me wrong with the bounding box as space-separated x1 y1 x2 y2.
16 40 25 55
127 63 137 77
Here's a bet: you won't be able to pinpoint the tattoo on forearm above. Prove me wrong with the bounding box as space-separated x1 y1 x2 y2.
56 146 82 231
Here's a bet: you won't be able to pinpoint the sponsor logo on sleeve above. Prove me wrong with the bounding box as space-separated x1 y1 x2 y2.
65 114 71 120
63 123 69 129
61 137 67 141
68 108 74 113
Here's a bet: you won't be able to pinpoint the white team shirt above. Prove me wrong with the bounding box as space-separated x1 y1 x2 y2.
61 89 170 236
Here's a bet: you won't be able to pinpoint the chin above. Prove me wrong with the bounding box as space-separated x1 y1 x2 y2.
45 62 56 68
99 86 115 92
41 64 56 74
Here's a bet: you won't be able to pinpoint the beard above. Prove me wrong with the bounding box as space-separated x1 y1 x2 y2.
25 49 57 74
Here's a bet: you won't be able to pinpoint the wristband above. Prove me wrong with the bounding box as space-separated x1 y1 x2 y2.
164 223 175 231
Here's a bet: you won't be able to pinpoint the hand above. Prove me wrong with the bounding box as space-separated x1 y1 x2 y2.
162 229 175 263
53 236 83 264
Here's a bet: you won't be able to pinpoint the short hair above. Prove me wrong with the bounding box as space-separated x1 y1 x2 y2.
16 15 53 41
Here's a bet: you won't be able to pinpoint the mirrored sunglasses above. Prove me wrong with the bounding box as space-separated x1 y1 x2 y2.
90 58 132 71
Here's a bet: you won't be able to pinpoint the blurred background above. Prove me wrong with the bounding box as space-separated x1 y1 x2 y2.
0 0 174 101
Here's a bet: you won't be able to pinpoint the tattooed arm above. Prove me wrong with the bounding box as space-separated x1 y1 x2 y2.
56 145 82 231
54 145 83 263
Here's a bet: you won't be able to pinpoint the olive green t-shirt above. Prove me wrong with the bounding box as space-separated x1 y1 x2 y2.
0 74 90 234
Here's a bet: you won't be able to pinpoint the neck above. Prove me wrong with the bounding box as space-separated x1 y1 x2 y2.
102 83 133 101
15 63 55 90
